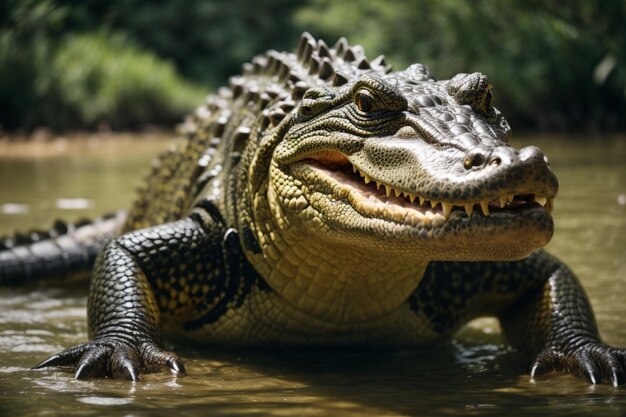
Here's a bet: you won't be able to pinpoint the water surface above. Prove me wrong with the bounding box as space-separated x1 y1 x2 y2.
0 133 624 416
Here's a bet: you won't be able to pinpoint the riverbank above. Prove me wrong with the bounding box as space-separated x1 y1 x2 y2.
0 130 175 159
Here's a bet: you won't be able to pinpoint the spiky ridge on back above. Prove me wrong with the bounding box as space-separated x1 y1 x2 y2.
123 33 392 232
201 32 392 132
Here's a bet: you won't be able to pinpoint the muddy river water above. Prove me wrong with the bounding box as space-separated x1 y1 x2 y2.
0 133 624 416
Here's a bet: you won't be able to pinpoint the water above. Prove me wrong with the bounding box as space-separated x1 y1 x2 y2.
0 133 624 416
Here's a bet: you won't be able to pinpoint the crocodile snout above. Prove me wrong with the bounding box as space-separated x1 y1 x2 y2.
462 144 558 199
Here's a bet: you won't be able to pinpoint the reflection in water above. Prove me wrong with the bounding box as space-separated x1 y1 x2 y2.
0 134 625 416
1 203 29 215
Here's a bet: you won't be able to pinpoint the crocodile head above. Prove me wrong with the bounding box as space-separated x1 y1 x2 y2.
266 66 558 262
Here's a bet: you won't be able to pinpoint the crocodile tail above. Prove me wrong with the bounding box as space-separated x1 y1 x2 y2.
0 210 127 286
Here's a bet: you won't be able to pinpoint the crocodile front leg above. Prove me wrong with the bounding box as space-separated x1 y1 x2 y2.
34 213 225 381
501 250 626 386
411 250 626 385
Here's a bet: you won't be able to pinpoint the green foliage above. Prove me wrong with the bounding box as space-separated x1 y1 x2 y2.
91 0 305 86
1 0 625 131
50 33 204 129
0 0 205 131
0 0 63 129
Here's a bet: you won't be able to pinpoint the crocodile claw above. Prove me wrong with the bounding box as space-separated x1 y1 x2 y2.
529 343 626 386
34 339 186 381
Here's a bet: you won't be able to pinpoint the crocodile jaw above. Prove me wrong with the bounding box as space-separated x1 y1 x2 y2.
276 154 554 262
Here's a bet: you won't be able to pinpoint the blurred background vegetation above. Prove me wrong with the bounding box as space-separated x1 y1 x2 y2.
1 0 624 132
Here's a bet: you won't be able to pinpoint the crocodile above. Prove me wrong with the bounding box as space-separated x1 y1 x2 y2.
1 33 624 385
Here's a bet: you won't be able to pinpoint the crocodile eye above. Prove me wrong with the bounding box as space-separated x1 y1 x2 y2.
355 90 374 113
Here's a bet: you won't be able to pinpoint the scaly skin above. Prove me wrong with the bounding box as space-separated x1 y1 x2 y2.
13 33 624 385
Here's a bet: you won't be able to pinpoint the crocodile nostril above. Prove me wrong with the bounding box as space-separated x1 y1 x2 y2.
463 150 487 169
489 156 501 167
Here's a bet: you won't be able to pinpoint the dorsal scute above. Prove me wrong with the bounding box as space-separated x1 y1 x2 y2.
186 33 391 134
294 32 391 85
255 32 391 101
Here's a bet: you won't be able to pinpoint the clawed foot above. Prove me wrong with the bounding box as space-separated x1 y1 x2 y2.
530 343 626 386
33 338 186 381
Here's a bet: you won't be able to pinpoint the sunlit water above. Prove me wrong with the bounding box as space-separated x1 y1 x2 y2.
0 133 624 417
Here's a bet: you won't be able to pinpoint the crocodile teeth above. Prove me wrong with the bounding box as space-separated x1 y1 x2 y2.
480 200 490 216
346 163 555 220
